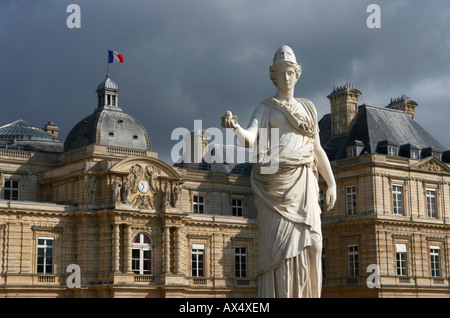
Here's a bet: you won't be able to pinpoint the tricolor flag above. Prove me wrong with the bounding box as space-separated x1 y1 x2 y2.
108 50 124 63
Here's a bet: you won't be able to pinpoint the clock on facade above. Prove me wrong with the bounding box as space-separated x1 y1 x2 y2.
138 179 150 194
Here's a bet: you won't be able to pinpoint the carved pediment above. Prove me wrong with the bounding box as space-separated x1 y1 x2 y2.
410 157 450 174
109 157 184 210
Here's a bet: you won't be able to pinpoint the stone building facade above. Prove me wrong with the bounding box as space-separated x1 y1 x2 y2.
0 76 258 297
319 85 450 297
0 76 448 298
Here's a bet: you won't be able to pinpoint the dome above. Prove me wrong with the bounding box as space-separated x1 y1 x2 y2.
96 75 119 91
64 75 151 153
0 120 60 142
64 109 151 152
0 119 63 153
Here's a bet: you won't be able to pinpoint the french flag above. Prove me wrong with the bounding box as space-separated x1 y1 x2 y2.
108 50 124 63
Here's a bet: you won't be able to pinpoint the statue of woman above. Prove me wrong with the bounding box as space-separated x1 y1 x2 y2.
112 177 122 204
221 45 336 298
122 177 131 204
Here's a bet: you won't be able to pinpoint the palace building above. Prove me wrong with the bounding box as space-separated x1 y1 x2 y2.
0 77 448 298
319 84 450 297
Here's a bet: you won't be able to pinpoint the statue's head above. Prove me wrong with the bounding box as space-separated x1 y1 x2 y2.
269 45 302 87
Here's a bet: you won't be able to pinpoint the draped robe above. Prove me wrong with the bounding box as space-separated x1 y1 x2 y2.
241 97 322 298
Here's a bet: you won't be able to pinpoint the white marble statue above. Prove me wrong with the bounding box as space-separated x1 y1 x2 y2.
221 45 336 298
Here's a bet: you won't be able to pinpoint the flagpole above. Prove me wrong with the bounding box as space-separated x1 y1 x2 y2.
106 49 110 76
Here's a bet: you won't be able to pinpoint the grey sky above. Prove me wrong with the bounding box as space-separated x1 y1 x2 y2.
1 0 449 163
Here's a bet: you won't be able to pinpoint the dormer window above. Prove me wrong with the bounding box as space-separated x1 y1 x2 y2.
421 147 442 161
346 140 364 158
410 150 419 160
432 152 442 161
388 145 397 157
347 146 357 158
377 140 398 157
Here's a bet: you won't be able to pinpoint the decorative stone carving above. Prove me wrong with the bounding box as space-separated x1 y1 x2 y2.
417 161 443 172
85 175 97 204
173 181 183 208
112 177 122 203
163 181 171 209
411 157 450 174
126 164 158 209
122 177 132 204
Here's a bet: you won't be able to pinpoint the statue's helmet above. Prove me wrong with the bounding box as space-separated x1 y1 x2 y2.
272 45 297 66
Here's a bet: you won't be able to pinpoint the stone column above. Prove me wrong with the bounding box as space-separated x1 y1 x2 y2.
175 227 182 274
163 226 171 274
124 224 132 273
112 224 120 273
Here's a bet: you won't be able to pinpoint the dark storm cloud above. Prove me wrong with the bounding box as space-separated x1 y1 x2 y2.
1 0 449 164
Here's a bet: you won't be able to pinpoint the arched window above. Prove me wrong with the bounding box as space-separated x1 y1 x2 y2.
132 233 152 275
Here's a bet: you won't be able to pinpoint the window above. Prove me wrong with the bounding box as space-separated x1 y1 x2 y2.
347 146 357 158
396 244 407 276
426 189 436 218
232 199 243 217
235 247 247 278
430 246 441 277
37 237 54 274
388 146 397 156
192 244 204 277
4 180 19 201
348 245 359 277
346 186 356 216
193 195 204 214
410 150 419 160
393 185 403 215
132 233 152 275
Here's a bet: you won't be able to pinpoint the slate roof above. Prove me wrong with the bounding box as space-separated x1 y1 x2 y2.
64 108 151 153
0 119 63 153
319 104 448 161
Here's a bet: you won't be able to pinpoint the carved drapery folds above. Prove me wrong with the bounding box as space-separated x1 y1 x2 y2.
111 161 183 211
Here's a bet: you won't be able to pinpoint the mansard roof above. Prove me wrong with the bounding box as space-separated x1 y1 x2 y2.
319 104 447 161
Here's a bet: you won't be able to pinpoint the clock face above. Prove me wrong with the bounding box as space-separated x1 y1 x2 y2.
138 179 150 194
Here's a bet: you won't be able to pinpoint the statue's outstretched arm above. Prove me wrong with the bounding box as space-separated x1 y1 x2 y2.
221 104 265 149
313 133 336 211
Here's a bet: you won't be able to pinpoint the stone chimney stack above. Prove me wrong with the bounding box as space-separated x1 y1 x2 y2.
386 95 418 120
327 84 362 138
42 121 60 138
184 130 210 163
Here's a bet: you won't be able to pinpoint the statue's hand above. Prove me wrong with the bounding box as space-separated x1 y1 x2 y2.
221 111 239 129
326 184 336 211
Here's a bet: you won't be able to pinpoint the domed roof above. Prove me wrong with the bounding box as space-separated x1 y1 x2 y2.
0 120 60 142
96 75 119 91
0 119 63 153
64 75 151 153
64 109 151 152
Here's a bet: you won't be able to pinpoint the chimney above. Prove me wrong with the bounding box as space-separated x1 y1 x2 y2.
327 84 362 138
42 121 60 138
184 129 210 163
386 95 418 120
